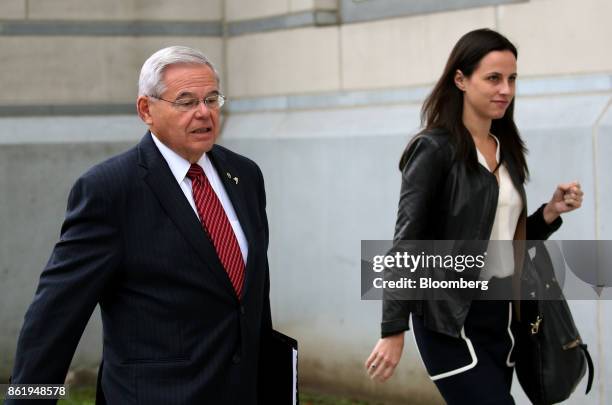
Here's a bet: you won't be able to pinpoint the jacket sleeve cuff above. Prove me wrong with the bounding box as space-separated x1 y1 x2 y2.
381 319 410 338
527 203 563 240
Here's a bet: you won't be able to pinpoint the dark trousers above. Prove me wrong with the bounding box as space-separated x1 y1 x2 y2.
412 299 516 405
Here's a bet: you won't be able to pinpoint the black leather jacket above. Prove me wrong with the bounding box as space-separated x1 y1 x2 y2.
381 129 562 338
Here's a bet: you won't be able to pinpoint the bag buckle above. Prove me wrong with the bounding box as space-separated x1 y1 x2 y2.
562 338 582 350
530 315 542 335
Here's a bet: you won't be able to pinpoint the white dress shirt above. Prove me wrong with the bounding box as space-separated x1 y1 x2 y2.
151 133 248 263
477 134 522 279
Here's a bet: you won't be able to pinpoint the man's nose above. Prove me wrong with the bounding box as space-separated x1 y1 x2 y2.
194 100 211 117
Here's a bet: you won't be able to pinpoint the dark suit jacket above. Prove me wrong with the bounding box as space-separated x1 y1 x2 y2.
6 133 272 404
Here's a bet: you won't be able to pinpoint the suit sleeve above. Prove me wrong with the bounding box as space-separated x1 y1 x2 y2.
6 171 122 404
381 136 447 338
256 164 272 334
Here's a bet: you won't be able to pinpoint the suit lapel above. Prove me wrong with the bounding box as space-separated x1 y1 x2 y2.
137 133 237 301
208 146 258 297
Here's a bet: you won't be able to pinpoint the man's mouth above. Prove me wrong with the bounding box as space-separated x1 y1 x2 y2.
191 127 212 134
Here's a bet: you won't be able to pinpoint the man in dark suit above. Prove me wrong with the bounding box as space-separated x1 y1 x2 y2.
6 46 272 404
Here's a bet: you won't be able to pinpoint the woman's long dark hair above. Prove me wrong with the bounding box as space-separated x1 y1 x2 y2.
400 28 529 183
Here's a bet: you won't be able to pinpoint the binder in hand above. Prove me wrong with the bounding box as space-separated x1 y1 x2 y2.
258 329 298 405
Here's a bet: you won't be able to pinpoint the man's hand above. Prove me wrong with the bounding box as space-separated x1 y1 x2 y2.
365 333 404 382
543 181 584 224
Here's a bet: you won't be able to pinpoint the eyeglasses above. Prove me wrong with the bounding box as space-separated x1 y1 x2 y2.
149 93 226 112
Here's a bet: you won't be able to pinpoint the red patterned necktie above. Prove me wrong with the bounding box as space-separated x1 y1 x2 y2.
187 163 245 298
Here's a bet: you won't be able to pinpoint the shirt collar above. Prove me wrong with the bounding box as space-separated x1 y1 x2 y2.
475 133 502 170
489 133 501 162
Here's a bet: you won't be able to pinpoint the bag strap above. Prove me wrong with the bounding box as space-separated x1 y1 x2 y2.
580 344 594 394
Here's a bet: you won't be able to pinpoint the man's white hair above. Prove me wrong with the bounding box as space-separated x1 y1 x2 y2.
138 46 220 97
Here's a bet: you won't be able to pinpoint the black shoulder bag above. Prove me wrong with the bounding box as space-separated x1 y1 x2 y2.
515 240 594 405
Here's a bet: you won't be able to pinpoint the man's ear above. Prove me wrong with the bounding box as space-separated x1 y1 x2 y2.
454 69 466 91
137 96 153 125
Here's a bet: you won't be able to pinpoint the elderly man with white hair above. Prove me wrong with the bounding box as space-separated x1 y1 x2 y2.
6 46 273 404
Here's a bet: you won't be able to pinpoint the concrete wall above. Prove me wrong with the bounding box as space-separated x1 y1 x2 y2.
225 0 335 21
1 0 611 404
1 37 223 106
24 0 222 21
0 0 223 113
224 0 612 97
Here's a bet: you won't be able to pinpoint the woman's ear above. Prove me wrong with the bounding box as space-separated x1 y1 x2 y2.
454 69 466 91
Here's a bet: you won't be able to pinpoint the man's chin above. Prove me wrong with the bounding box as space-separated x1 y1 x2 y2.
186 142 215 162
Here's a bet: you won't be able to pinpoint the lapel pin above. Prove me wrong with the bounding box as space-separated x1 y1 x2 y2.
226 172 231 179
233 177 239 184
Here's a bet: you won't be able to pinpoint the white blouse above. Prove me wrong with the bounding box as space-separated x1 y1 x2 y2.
476 134 523 279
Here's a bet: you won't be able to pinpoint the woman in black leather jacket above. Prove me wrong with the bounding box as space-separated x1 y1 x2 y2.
364 29 583 404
